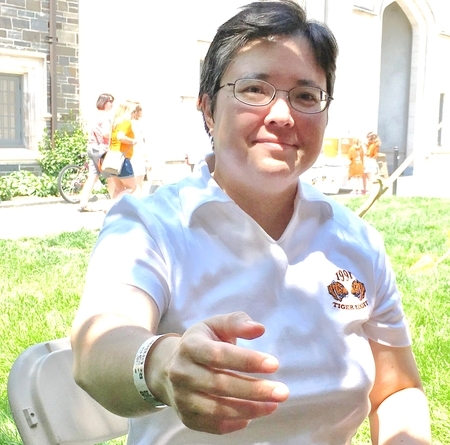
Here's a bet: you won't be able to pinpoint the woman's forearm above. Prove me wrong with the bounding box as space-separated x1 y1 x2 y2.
71 314 162 417
116 130 135 145
369 387 431 444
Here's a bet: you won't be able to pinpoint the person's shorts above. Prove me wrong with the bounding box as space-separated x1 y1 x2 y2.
118 158 134 178
88 154 105 176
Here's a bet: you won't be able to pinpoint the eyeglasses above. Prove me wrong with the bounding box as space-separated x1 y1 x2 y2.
218 78 333 114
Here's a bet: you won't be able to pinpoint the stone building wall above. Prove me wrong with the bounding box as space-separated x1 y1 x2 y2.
0 0 79 122
0 0 79 176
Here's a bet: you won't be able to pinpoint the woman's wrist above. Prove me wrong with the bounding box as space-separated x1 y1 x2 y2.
134 334 181 407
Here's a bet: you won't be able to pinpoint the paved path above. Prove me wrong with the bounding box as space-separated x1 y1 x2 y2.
0 198 108 240
0 175 449 240
0 181 158 240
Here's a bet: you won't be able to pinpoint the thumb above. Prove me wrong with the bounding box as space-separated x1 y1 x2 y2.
204 311 266 345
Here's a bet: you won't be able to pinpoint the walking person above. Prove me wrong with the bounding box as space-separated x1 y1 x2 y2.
105 100 139 203
71 2 431 444
130 105 148 198
77 93 114 212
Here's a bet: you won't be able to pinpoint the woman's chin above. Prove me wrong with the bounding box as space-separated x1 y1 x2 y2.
258 158 301 175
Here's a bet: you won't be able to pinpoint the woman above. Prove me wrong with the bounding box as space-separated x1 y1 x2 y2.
348 138 365 194
130 105 148 198
106 100 139 202
77 93 114 212
364 131 381 192
71 2 431 444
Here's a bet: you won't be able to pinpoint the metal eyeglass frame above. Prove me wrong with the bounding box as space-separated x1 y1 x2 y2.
217 78 333 114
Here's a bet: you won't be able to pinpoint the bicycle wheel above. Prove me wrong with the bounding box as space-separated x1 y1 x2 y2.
57 164 87 204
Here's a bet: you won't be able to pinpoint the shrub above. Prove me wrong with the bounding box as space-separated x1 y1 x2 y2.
0 176 13 201
0 171 57 200
38 120 88 177
33 172 58 197
1 119 89 201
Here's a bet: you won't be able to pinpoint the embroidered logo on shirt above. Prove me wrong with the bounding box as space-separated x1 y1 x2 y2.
327 281 348 302
327 269 368 310
350 279 366 301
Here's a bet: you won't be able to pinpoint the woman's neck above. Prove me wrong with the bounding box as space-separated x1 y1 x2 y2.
217 177 297 240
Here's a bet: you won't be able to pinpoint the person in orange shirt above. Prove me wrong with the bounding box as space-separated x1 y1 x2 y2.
106 100 140 202
348 138 365 195
363 132 381 192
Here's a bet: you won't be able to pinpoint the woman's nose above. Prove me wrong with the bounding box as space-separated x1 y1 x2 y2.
264 92 295 127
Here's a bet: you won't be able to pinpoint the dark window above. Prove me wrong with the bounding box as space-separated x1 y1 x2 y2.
0 74 23 148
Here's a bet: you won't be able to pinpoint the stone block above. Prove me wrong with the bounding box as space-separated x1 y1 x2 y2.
5 0 25 7
12 17 30 29
30 18 48 32
23 29 41 42
7 30 22 39
13 39 30 47
0 16 12 29
25 0 41 12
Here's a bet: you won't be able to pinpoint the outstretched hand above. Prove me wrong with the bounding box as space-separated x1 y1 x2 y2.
161 312 289 435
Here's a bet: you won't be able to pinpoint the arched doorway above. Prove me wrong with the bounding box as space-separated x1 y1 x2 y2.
378 2 412 173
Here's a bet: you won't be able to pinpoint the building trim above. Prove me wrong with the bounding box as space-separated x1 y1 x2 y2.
0 48 48 154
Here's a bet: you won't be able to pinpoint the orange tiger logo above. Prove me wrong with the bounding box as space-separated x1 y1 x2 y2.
351 279 366 301
327 281 348 302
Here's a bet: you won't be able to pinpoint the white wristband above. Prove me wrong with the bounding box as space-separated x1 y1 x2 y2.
133 335 167 408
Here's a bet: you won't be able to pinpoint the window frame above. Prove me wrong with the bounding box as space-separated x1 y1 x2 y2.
0 73 23 148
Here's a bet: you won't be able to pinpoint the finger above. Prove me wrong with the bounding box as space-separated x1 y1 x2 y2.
197 367 289 402
170 354 289 402
183 311 278 374
202 311 266 344
181 331 280 374
175 392 279 435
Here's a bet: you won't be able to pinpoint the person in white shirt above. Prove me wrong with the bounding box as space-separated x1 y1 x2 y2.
71 1 431 444
77 93 114 211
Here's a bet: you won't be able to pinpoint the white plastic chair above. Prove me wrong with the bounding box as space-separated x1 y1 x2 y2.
7 337 128 445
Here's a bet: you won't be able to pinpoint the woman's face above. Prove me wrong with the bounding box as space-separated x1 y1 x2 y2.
104 100 114 111
202 36 329 196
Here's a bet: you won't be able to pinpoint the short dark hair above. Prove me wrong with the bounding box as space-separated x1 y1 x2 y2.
198 0 338 119
96 93 114 110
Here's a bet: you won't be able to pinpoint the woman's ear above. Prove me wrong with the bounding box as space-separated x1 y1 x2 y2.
198 95 214 134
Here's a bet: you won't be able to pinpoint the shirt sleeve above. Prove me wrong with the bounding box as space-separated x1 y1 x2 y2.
87 195 170 318
363 229 412 347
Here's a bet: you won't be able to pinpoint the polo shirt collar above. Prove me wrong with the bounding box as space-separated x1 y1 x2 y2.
179 160 334 226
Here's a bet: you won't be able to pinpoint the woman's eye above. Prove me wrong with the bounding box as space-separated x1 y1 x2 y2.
245 85 266 94
296 92 318 102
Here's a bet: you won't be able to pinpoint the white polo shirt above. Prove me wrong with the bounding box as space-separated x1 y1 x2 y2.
89 160 411 445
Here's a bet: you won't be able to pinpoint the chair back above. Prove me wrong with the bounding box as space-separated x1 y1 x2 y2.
8 337 128 445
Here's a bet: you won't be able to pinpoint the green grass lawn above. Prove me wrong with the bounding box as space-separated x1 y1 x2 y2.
1 196 449 444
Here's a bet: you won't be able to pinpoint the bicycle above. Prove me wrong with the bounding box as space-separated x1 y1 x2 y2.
57 158 89 204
